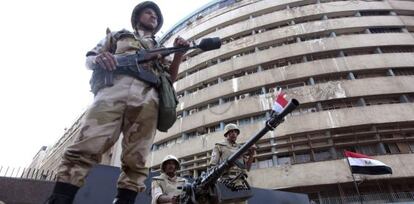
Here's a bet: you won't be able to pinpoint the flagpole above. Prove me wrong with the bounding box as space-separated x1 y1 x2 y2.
345 151 363 204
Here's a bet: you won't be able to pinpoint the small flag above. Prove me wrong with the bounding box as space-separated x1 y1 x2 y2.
345 151 392 175
272 88 288 113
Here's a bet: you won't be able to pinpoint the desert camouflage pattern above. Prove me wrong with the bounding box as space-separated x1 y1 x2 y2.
86 29 171 76
57 29 162 192
151 173 185 204
210 140 248 174
210 140 249 204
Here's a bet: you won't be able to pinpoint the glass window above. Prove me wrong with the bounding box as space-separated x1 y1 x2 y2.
358 145 378 156
277 156 291 165
384 143 400 154
295 153 311 163
409 143 414 153
314 150 332 161
258 159 273 169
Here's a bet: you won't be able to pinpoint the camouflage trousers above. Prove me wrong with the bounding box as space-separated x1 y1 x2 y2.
57 75 159 192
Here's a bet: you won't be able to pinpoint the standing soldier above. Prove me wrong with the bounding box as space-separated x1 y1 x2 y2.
46 1 189 204
209 123 256 204
151 155 186 204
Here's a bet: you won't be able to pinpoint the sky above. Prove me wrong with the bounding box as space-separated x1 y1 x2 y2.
0 0 213 168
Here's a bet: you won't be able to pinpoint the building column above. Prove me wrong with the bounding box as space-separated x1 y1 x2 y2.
373 126 386 155
182 133 188 141
387 69 395 76
220 122 225 130
327 131 337 159
400 94 410 103
357 98 367 107
270 138 277 166
316 102 323 111
308 77 315 85
261 87 266 94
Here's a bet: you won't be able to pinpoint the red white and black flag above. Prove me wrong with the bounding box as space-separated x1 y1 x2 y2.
272 88 288 114
345 151 393 175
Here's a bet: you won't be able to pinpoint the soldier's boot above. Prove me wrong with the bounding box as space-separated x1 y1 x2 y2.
44 182 79 204
112 188 137 204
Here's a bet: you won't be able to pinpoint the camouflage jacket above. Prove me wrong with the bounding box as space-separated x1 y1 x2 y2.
210 140 249 176
87 28 171 94
151 173 186 204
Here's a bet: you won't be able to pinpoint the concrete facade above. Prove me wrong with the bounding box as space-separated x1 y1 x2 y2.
151 0 414 202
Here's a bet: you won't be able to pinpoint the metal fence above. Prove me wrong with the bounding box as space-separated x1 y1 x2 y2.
0 166 56 181
316 192 414 204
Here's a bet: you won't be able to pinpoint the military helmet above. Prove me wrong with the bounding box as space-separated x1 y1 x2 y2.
131 1 164 34
223 123 240 137
161 155 180 172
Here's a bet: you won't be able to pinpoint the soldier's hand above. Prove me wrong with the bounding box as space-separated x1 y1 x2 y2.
171 195 179 204
173 36 190 56
95 51 117 71
248 145 257 156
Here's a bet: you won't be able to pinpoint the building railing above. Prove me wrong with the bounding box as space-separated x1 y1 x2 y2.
316 192 414 204
0 166 56 181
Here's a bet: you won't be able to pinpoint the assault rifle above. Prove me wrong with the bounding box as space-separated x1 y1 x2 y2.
103 37 222 86
179 99 300 204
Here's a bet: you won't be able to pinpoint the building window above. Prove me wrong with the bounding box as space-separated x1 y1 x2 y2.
314 150 332 161
369 27 403 33
357 145 378 156
295 152 311 163
384 143 400 154
276 152 292 165
257 158 274 169
238 117 251 126
409 143 414 153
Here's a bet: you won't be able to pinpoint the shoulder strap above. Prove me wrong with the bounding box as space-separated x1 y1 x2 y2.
215 142 227 146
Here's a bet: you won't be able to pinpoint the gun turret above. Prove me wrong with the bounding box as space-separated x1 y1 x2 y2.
180 99 300 204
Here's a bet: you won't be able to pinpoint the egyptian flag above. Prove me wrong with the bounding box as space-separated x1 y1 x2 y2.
345 151 392 175
272 89 288 113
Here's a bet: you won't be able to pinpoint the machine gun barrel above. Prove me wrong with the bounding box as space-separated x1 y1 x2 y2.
187 99 299 202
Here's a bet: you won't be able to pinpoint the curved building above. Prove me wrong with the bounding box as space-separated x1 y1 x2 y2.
150 0 414 202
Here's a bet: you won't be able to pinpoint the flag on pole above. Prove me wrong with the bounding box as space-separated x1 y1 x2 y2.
272 88 288 114
345 151 393 175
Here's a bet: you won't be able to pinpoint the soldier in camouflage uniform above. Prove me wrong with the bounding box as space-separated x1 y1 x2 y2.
209 123 256 204
46 1 189 204
151 155 186 204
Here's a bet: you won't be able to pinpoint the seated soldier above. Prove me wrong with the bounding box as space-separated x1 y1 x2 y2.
151 155 186 204
209 123 256 204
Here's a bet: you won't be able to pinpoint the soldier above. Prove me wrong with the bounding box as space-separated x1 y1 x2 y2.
151 155 186 204
209 123 256 204
45 1 189 204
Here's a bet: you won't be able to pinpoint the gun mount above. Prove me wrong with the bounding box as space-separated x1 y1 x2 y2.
180 99 300 204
